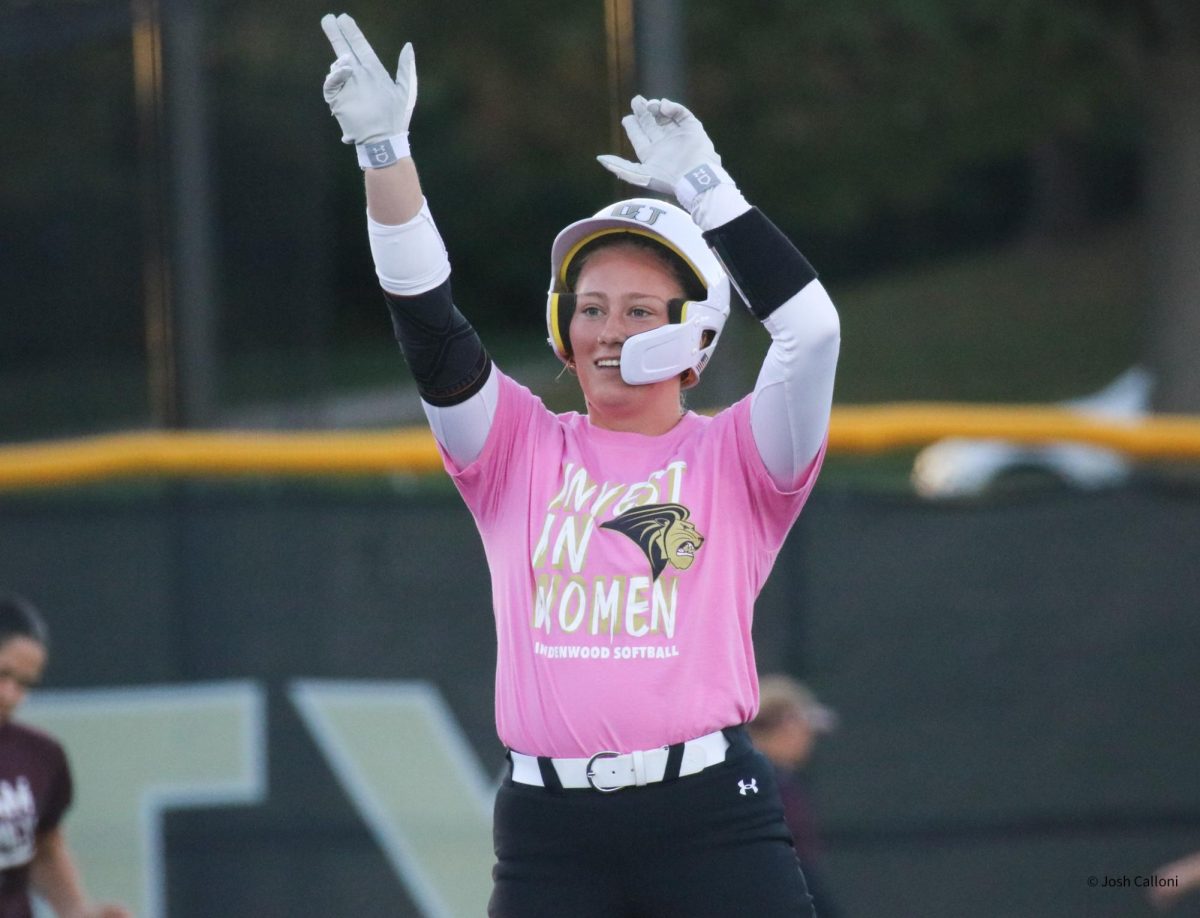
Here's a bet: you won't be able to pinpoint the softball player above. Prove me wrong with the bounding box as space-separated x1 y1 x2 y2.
0 595 131 918
322 14 840 916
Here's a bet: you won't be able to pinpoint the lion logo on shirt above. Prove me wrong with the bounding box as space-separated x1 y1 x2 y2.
600 503 705 580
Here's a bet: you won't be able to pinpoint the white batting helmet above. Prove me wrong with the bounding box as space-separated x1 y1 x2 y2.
546 198 731 389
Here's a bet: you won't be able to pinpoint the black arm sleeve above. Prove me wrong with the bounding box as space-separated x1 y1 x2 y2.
702 207 818 320
383 280 492 407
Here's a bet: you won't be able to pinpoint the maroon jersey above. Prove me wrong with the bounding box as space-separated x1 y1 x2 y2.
0 722 72 918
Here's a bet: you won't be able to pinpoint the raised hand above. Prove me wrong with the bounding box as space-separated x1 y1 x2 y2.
320 13 415 167
596 96 733 211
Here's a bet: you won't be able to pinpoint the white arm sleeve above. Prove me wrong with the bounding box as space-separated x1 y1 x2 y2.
750 280 841 490
421 369 500 468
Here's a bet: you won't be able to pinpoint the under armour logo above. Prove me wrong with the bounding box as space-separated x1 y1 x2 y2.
738 778 758 796
683 164 721 195
364 139 398 166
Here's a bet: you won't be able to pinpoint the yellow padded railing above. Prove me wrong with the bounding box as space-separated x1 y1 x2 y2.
1 403 1199 491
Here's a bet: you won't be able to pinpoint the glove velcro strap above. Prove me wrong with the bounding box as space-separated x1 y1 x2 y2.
703 207 818 320
673 162 733 211
357 133 411 169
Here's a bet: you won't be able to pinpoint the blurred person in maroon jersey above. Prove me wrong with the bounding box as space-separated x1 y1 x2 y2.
0 593 131 918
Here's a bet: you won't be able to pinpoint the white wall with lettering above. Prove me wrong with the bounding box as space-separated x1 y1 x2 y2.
22 680 495 918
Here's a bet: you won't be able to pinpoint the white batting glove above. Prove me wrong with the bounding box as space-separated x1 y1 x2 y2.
597 96 736 212
320 13 416 169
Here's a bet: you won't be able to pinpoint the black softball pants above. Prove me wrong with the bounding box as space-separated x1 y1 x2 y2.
489 729 815 917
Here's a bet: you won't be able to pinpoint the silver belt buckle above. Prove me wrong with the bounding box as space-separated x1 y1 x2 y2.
585 750 624 792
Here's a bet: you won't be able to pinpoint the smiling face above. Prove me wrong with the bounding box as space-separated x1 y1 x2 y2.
568 243 687 434
0 636 46 725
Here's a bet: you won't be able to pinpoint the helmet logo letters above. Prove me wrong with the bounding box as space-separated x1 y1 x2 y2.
611 203 666 225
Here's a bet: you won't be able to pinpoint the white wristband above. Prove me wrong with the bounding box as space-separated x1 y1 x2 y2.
690 181 752 233
673 161 735 211
356 133 411 170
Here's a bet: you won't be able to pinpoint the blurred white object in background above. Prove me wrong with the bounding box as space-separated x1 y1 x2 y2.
911 366 1154 498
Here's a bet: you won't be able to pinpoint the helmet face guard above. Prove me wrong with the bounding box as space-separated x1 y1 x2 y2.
546 199 731 389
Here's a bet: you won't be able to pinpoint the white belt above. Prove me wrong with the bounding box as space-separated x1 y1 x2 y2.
509 729 730 792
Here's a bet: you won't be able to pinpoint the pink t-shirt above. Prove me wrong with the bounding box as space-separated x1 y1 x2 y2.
443 370 824 758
